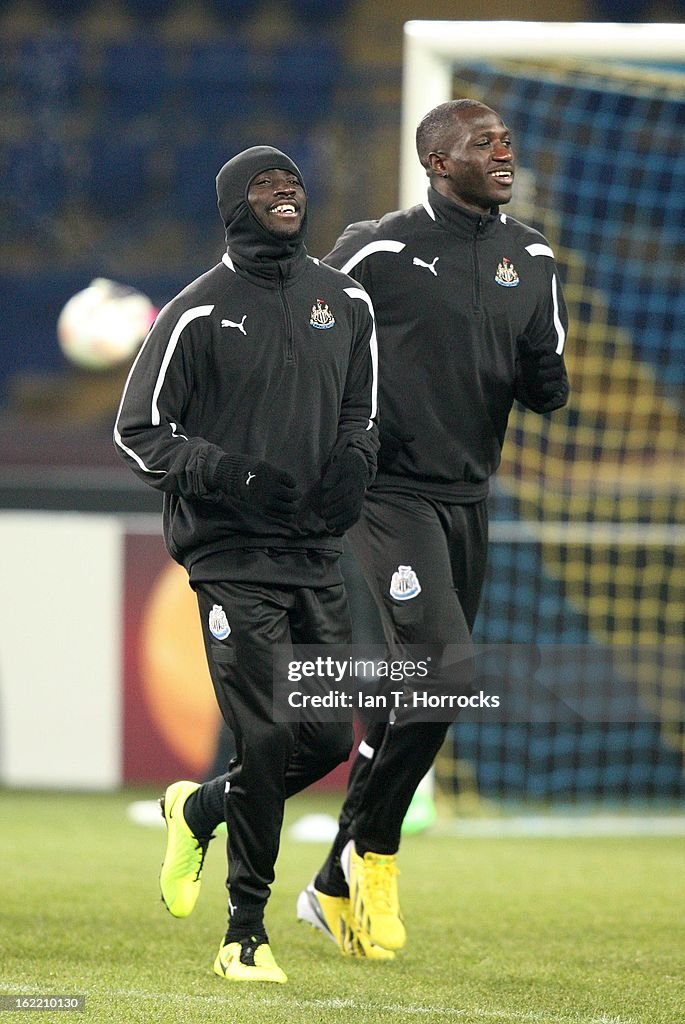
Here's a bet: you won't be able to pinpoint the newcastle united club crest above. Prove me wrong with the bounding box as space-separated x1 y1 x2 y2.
209 604 231 640
309 298 336 330
494 257 520 287
389 565 422 601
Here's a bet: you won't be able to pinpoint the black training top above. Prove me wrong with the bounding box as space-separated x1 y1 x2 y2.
324 187 569 502
115 146 378 581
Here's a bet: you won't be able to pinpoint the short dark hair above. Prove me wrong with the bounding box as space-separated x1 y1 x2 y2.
415 99 490 170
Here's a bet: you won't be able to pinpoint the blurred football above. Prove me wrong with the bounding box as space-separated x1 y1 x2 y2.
57 278 157 371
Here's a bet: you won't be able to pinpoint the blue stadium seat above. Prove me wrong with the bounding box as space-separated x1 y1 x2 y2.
37 1 93 16
180 39 253 85
1 138 69 220
174 138 237 220
287 0 352 21
84 134 150 216
98 37 172 120
268 40 340 120
196 0 254 22
8 31 84 109
121 0 173 17
168 41 258 127
0 140 34 203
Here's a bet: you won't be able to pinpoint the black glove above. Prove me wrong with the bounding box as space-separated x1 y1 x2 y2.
533 350 565 399
320 447 369 534
518 346 565 400
377 429 415 472
212 454 300 520
516 339 568 413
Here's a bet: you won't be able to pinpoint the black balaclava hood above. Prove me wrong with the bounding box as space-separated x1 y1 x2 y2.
216 146 308 281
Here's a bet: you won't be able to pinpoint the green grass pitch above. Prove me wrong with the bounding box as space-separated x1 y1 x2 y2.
1 789 683 1024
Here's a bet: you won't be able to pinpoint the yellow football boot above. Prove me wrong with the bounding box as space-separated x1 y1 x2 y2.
343 843 406 951
213 937 287 984
159 780 213 917
296 882 395 960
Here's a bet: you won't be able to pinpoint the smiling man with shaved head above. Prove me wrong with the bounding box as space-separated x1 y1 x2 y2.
301 97 570 956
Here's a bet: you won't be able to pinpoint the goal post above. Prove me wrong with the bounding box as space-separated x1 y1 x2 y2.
399 22 685 811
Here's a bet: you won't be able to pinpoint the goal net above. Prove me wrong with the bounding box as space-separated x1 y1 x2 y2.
401 22 685 809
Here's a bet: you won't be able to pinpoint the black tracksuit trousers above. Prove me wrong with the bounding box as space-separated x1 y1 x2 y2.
194 579 354 916
331 490 488 858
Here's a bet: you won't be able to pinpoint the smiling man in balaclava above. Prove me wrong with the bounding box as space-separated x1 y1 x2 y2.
115 145 379 983
217 144 309 274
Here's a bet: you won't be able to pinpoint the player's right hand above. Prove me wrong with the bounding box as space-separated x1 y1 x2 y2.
235 460 300 517
213 455 300 519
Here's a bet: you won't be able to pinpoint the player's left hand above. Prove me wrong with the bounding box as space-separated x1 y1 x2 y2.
320 447 369 534
516 339 566 406
532 349 566 399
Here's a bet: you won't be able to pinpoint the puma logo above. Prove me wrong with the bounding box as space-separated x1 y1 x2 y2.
221 314 247 335
412 256 439 276
245 471 255 486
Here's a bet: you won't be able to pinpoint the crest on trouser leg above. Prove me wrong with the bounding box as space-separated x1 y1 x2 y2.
389 565 421 600
209 604 231 639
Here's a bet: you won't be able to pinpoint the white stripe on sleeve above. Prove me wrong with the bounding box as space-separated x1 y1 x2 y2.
358 739 375 759
552 274 566 355
524 243 565 353
339 239 405 276
151 305 214 425
526 242 555 258
113 304 213 474
343 286 378 430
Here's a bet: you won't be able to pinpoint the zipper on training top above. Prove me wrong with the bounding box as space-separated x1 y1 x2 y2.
278 270 294 362
472 217 484 313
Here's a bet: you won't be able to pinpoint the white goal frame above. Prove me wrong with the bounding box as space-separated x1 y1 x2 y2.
400 20 685 209
399 21 685 817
